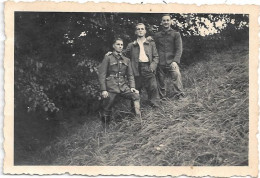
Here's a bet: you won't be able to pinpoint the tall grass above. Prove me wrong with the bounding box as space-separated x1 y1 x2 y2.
39 42 249 166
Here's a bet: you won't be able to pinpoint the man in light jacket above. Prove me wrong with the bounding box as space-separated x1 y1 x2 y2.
125 23 160 107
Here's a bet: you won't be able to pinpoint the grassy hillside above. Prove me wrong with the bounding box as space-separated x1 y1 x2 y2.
36 42 249 166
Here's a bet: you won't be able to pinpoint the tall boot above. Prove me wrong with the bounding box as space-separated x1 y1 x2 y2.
133 100 141 118
101 115 111 129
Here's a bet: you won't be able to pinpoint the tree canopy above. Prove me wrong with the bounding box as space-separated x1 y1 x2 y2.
14 12 249 115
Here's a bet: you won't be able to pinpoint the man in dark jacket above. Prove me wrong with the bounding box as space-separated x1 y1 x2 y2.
154 14 185 100
125 23 160 107
98 38 140 127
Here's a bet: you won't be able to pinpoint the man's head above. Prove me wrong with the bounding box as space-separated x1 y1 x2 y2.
135 23 146 38
161 14 172 29
112 38 123 53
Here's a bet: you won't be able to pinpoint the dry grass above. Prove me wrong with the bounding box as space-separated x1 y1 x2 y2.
39 42 249 166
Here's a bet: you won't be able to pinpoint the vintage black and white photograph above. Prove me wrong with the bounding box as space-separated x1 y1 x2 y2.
4 1 258 177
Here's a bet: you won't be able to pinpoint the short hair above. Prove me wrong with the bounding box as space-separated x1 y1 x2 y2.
135 23 146 30
162 13 172 19
112 37 123 45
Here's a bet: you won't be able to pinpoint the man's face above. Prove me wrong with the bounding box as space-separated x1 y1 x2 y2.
161 15 171 29
135 24 146 37
113 40 123 53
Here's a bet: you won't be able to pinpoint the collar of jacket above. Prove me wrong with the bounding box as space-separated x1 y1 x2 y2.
161 28 174 35
112 51 128 65
112 51 122 58
133 38 150 46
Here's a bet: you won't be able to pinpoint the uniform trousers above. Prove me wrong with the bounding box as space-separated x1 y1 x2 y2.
135 62 160 106
102 90 140 117
157 62 184 99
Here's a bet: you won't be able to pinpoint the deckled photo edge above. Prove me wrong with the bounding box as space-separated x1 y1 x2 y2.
3 1 259 177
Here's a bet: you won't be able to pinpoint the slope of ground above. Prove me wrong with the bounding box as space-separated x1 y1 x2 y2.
37 42 249 166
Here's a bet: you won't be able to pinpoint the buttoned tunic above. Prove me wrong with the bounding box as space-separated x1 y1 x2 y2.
98 52 135 94
154 28 183 65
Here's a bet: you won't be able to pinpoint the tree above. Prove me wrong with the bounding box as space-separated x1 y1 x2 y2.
14 12 249 116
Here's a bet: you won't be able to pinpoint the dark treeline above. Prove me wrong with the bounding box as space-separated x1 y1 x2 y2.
14 12 248 116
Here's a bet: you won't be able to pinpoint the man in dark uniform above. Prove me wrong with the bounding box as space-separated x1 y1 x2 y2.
98 38 141 127
154 14 185 100
125 23 160 107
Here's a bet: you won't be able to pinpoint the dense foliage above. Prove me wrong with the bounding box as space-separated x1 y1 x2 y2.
14 12 248 116
15 41 249 166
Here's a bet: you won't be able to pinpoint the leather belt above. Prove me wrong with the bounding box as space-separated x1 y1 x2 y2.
109 74 124 77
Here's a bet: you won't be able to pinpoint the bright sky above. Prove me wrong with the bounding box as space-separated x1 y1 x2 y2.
175 16 230 36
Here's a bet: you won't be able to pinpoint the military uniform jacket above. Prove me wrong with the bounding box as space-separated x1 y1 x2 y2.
125 39 159 76
98 52 135 93
154 28 183 65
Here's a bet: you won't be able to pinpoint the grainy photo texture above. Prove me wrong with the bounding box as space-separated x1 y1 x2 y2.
4 2 258 177
14 12 249 166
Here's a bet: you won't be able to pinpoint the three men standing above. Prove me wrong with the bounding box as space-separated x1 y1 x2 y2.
98 14 185 127
154 14 185 100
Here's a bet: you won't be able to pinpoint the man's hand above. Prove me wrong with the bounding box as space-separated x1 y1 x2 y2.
146 36 154 42
150 64 156 73
170 62 178 69
105 51 112 56
131 88 139 94
102 91 109 98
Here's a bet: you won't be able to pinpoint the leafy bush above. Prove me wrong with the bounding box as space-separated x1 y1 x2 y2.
14 12 248 118
33 42 249 166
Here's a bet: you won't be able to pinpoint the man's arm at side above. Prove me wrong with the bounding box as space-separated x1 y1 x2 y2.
150 42 159 72
126 59 135 89
173 32 183 64
98 55 109 91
